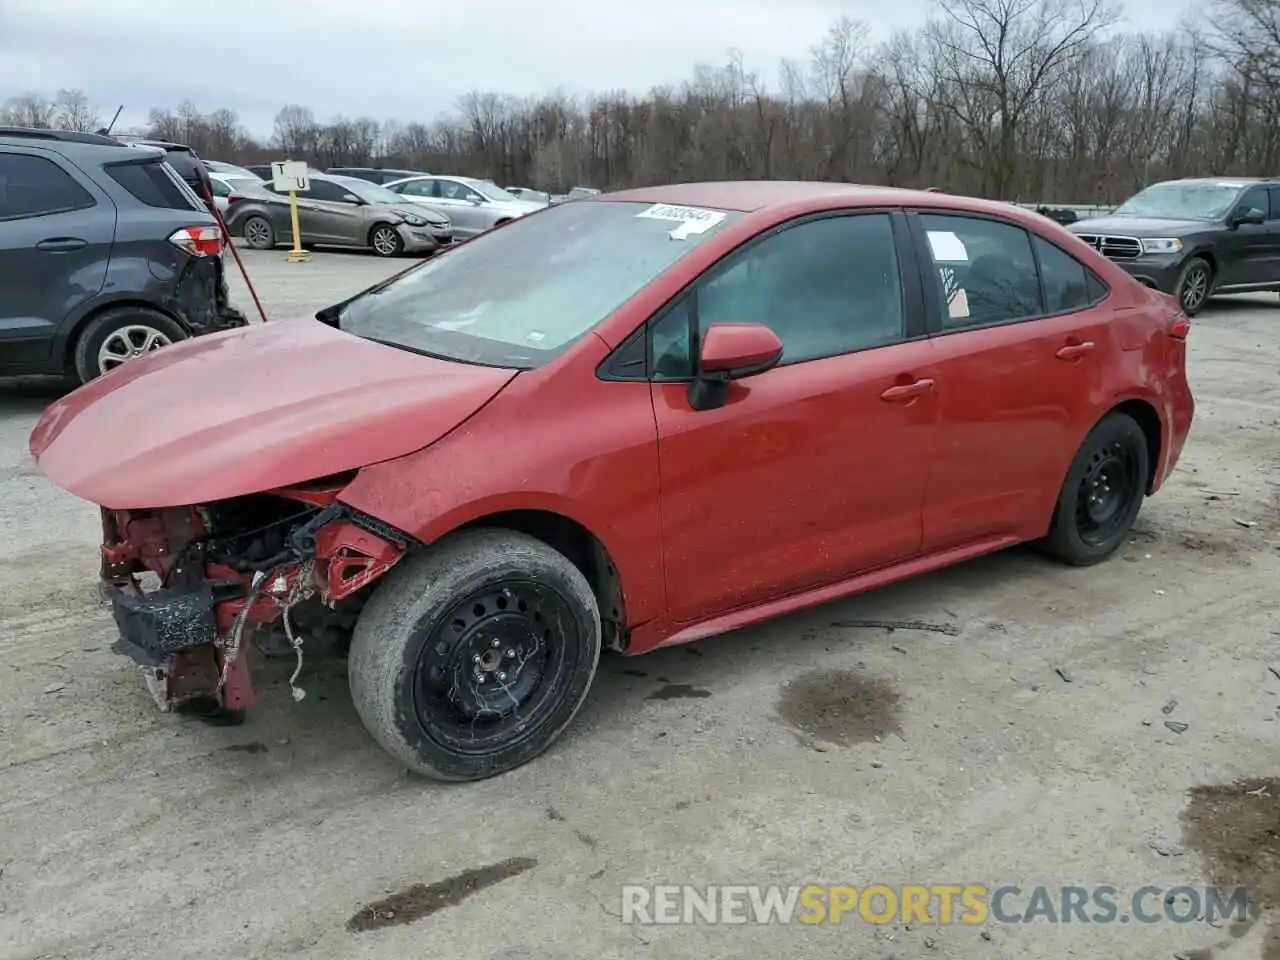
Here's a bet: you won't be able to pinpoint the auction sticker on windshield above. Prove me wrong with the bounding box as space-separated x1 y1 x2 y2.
636 203 727 240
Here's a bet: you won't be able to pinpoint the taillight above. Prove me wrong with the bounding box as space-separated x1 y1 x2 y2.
226 194 245 207
168 225 223 257
1168 312 1190 340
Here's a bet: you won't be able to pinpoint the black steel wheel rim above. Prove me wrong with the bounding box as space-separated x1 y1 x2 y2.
1181 266 1208 311
1074 441 1141 546
412 580 572 754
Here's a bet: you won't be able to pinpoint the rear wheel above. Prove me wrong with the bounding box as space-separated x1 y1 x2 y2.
348 529 601 781
242 216 276 250
72 306 187 383
1037 412 1150 566
1174 256 1212 316
369 223 404 257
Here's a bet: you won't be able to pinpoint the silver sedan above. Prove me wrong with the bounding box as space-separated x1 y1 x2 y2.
223 174 454 257
383 175 545 239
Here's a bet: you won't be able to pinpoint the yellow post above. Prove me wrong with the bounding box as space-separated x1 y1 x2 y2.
286 188 309 262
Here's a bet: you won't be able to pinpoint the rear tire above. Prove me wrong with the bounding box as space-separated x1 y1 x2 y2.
348 529 601 781
72 306 187 383
1036 412 1150 566
1174 256 1212 316
242 216 276 250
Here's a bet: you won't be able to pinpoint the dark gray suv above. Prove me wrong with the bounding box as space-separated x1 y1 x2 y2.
1067 177 1280 315
0 128 242 383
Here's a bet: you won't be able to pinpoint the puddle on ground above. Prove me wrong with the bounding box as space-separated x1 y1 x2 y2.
776 669 902 746
646 683 711 700
346 857 538 932
1179 777 1280 959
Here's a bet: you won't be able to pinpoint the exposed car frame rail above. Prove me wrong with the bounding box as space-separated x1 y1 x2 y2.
101 487 414 717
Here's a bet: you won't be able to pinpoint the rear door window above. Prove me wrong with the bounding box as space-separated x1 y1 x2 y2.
1032 236 1107 313
0 152 96 220
105 159 201 210
917 214 1042 328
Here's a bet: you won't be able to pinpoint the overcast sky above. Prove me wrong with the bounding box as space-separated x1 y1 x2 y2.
1 0 1190 138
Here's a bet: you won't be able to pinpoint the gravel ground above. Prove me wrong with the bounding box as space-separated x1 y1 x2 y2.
1 248 1277 960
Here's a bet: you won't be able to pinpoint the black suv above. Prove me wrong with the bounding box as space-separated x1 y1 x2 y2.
1068 177 1280 315
0 128 241 383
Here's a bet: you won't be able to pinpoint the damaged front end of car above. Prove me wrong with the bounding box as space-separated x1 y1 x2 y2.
98 476 410 721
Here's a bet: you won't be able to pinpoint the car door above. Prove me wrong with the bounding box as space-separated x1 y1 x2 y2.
298 179 368 244
432 178 486 237
1263 186 1280 284
906 210 1116 550
0 148 113 368
390 177 438 212
648 210 937 625
1219 184 1272 286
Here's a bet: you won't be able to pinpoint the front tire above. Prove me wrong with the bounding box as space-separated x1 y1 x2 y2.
72 306 187 383
369 223 404 257
1174 256 1212 316
348 529 601 781
1037 412 1150 566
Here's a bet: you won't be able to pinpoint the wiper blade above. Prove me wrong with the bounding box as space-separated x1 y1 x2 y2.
361 337 456 361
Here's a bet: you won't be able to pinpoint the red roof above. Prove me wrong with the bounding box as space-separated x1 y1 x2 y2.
600 180 925 213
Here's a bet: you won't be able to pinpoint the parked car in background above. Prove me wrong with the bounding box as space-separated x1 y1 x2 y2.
244 164 273 179
383 174 544 238
327 167 430 185
0 127 240 382
222 172 452 257
1035 205 1079 226
29 181 1194 781
207 172 264 215
505 186 551 205
549 186 601 205
1068 177 1280 315
203 160 262 181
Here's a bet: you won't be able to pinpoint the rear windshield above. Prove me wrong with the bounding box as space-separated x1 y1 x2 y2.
106 159 203 211
336 199 740 368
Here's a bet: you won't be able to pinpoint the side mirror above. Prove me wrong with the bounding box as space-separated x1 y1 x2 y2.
468 195 484 205
342 193 365 205
1230 207 1265 226
688 322 784 411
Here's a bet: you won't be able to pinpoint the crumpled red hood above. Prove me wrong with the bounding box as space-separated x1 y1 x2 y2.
29 318 517 509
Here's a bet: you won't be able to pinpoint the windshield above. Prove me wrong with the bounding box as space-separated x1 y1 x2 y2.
336 199 740 368
472 180 520 203
333 177 408 205
1113 181 1247 221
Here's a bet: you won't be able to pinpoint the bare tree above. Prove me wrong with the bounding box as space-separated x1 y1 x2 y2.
927 0 1121 197
10 7 1278 204
53 89 100 132
1 92 56 128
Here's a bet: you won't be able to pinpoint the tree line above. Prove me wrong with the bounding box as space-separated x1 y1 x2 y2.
3 0 1278 203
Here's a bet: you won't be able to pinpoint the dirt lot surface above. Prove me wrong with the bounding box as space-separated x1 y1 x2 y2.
1 249 1277 960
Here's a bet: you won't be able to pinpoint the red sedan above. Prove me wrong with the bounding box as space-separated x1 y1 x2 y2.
29 181 1195 781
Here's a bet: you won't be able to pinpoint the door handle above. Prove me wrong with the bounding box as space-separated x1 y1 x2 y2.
1055 341 1096 361
880 378 935 402
36 237 87 252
